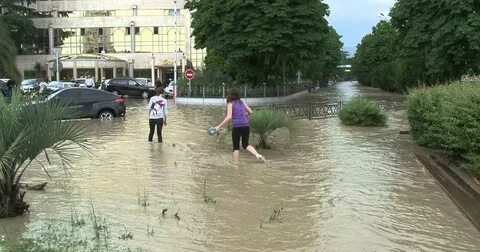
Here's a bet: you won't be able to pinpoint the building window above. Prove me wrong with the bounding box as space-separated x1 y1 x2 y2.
135 27 140 35
99 28 104 35
168 9 180 16
153 27 159 35
126 27 130 35
80 28 85 36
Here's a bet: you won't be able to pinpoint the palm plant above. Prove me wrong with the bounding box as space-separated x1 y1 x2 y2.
250 109 295 149
0 91 88 218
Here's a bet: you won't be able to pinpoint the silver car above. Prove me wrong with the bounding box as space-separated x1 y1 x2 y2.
46 81 75 92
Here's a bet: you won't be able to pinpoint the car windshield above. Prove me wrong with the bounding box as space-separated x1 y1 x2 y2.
21 80 36 86
136 79 147 85
47 82 60 87
46 91 60 100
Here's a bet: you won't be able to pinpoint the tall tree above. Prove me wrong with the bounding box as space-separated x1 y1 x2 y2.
353 21 399 91
187 0 334 85
390 0 480 82
0 19 19 80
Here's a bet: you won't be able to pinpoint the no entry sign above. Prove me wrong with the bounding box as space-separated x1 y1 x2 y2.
185 69 195 80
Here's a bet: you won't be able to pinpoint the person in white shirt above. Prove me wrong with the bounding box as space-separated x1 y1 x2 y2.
147 87 168 143
85 75 95 88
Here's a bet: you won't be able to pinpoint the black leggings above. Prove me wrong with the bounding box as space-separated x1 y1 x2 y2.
232 126 250 151
148 118 164 142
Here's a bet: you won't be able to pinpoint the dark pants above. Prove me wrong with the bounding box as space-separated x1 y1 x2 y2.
232 126 250 151
148 118 164 142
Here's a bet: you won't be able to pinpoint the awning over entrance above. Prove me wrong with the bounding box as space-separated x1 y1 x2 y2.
48 54 127 81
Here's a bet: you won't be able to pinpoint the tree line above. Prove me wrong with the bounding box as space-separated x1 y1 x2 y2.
186 0 344 87
353 0 480 92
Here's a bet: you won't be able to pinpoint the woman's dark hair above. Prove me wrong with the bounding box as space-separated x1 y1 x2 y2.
156 87 164 95
155 80 162 88
226 89 241 103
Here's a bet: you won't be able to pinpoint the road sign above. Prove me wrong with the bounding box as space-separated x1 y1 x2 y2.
185 69 195 80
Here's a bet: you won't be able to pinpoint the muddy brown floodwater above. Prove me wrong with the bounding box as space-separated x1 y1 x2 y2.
1 82 479 251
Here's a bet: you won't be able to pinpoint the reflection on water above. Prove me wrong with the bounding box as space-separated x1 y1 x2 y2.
1 82 479 251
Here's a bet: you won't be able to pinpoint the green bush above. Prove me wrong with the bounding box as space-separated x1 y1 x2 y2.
339 98 387 126
250 109 295 149
407 82 480 175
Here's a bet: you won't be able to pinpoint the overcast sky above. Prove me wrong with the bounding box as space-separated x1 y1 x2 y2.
324 0 396 55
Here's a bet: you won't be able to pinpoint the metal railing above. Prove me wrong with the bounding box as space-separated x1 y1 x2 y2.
176 83 315 98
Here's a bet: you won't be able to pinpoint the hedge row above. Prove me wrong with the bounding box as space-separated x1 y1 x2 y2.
407 82 480 174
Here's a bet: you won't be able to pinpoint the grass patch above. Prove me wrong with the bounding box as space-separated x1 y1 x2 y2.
339 98 387 126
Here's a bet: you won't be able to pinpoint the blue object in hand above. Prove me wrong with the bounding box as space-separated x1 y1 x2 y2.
207 127 217 136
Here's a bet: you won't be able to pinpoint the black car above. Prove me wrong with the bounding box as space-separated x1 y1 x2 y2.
45 88 126 119
106 78 155 99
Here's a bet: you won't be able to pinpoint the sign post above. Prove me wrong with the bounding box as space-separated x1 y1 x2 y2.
185 69 195 97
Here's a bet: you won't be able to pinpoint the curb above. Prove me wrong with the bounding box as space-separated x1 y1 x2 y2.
415 153 480 231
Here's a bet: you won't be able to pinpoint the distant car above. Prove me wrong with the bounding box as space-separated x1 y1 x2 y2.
106 78 155 99
74 78 86 88
135 78 153 86
46 81 75 92
45 88 126 119
20 79 42 93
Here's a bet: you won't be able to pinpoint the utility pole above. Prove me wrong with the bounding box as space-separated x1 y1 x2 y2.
173 0 178 104
55 49 60 81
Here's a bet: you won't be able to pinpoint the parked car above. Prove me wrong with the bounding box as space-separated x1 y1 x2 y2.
106 78 155 99
45 88 126 119
20 79 42 93
46 81 75 92
135 78 153 86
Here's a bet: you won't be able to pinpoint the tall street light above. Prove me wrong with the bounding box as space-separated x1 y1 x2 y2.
173 0 178 104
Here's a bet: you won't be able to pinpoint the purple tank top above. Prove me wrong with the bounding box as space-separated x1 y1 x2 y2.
231 100 249 127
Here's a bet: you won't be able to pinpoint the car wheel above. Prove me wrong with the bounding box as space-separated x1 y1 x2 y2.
141 91 149 99
98 110 114 120
112 90 119 95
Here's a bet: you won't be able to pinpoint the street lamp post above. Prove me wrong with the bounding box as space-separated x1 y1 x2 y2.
173 0 178 105
53 48 60 81
151 53 155 85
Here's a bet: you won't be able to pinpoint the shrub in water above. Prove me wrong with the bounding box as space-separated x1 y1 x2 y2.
407 82 480 175
250 109 295 149
339 98 387 126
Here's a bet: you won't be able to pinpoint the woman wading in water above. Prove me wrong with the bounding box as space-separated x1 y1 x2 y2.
215 89 265 163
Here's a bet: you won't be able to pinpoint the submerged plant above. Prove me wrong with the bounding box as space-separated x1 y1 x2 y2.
250 109 295 149
0 91 88 218
268 204 284 223
137 187 150 208
339 98 387 126
203 179 217 204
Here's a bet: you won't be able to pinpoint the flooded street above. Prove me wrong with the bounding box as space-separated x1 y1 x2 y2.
1 82 479 251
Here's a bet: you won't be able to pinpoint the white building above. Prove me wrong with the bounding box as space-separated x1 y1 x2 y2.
15 0 206 83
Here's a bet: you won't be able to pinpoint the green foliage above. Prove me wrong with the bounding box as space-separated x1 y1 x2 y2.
391 0 480 81
187 0 342 85
0 19 20 80
352 21 401 91
339 98 387 126
407 82 480 174
354 0 480 91
250 109 295 149
0 92 88 217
